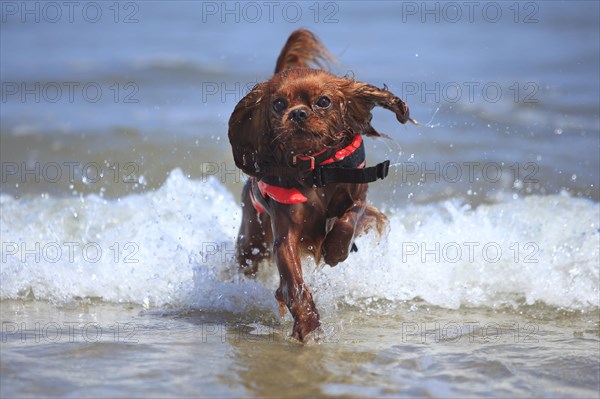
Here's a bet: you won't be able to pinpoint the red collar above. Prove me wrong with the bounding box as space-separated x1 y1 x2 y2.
283 134 363 171
296 134 363 168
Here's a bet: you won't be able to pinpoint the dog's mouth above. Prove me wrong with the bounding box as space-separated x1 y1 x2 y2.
273 127 345 158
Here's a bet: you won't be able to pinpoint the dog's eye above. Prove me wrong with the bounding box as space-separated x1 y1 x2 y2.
273 98 287 113
315 96 331 109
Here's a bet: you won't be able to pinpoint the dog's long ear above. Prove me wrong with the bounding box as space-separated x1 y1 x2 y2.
228 83 272 177
275 29 335 73
338 79 415 137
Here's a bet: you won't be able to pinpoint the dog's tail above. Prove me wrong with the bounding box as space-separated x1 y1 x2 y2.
274 29 335 74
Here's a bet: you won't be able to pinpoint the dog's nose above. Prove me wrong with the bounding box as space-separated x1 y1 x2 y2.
289 108 308 123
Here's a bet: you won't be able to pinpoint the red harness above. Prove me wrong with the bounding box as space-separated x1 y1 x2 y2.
250 135 365 213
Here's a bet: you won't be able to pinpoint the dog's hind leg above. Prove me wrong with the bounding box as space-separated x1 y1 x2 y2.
236 180 273 276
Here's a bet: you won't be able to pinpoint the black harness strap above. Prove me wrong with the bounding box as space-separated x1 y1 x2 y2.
261 160 390 188
260 137 391 188
310 160 390 187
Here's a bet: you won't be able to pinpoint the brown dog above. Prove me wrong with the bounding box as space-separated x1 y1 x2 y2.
228 29 414 341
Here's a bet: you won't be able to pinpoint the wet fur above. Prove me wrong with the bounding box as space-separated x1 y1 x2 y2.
228 29 413 341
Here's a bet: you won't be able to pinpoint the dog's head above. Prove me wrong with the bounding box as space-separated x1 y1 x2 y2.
264 68 349 157
228 30 414 177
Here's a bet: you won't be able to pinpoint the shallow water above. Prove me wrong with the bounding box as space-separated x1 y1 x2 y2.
2 300 598 398
1 1 599 398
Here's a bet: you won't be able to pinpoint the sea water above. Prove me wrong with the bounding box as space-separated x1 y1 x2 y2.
1 1 599 398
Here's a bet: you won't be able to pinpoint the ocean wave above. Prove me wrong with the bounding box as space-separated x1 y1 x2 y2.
1 169 598 314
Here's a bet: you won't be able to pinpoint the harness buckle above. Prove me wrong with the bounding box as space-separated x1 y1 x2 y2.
292 154 315 170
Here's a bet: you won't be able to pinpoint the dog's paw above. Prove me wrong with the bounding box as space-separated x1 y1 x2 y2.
291 313 321 343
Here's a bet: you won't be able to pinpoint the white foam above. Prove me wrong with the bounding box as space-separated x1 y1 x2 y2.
313 196 599 312
1 170 598 314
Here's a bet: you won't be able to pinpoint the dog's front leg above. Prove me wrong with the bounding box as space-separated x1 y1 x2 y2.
271 203 322 342
323 203 389 266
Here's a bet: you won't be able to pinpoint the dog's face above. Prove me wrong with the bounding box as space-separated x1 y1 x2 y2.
229 68 413 177
268 69 348 156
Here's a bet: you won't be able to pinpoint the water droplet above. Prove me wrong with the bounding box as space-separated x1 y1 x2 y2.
513 180 523 189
